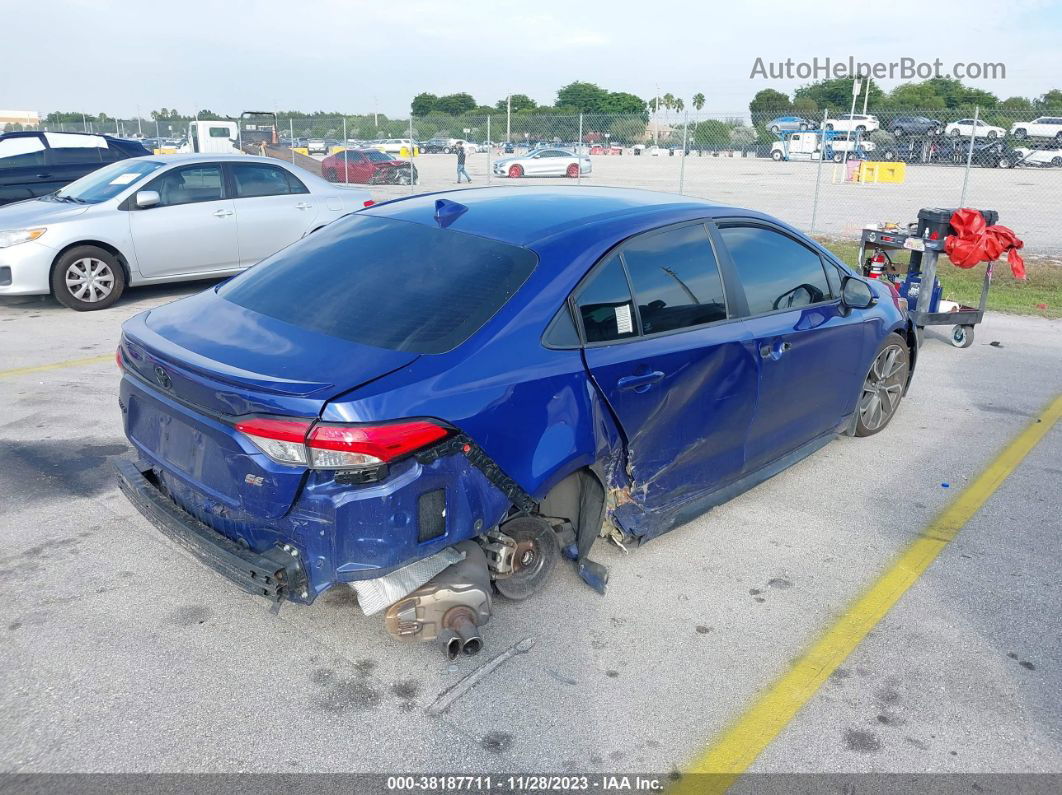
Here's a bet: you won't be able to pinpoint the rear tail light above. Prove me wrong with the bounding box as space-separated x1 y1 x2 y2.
116 345 124 370
234 417 450 471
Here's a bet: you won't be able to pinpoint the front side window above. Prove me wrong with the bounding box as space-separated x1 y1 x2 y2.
231 163 295 198
146 165 223 206
575 254 636 343
718 225 832 315
622 224 726 334
220 215 538 354
209 126 231 138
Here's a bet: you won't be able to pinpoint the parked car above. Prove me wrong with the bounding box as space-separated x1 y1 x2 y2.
321 148 417 185
888 116 942 136
765 116 813 135
493 148 591 178
113 186 915 658
1002 147 1062 168
374 138 420 157
1009 117 1062 142
420 138 448 153
0 154 370 310
502 141 516 153
306 138 328 154
824 114 880 133
945 119 1006 139
0 131 151 206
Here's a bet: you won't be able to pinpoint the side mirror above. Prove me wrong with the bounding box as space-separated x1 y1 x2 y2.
841 275 876 310
135 190 160 209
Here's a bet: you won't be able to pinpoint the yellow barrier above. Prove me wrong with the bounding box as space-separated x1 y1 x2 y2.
152 148 178 155
858 161 906 183
328 146 345 155
293 147 309 156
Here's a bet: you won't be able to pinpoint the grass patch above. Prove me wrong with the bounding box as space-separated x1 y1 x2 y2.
818 238 1062 319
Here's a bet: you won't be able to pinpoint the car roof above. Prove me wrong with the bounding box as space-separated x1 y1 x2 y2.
143 153 300 166
361 186 755 248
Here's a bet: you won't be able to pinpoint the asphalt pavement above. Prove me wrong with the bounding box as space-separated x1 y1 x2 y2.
1 285 1059 781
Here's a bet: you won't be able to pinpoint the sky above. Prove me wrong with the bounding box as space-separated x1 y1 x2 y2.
2 0 1061 118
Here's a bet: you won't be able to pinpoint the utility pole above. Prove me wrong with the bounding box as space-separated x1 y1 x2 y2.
841 78 861 173
654 85 660 147
861 79 871 115
506 94 511 143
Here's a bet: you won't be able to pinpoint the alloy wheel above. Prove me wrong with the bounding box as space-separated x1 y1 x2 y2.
859 343 908 433
65 258 115 303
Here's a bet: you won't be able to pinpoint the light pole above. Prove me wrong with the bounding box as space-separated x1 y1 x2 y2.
506 94 511 143
841 77 862 174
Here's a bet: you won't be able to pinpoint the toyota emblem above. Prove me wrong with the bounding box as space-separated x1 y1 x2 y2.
153 365 172 390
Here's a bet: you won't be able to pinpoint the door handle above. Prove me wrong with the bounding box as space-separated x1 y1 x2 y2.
295 202 313 210
36 173 53 179
212 208 233 217
617 371 665 393
760 341 793 359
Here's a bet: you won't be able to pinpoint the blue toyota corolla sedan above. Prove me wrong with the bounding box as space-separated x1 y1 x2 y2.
116 186 915 657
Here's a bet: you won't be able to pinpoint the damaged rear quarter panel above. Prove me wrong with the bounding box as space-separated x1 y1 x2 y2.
319 250 626 507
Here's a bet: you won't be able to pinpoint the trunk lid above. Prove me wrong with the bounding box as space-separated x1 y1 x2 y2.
120 288 418 519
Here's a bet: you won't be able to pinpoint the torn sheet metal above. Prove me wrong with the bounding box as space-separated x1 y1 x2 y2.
350 546 465 616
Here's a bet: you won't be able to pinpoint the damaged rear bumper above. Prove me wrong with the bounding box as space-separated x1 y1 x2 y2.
115 458 309 604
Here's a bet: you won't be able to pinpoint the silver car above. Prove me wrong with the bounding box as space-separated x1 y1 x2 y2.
0 154 370 310
492 148 591 179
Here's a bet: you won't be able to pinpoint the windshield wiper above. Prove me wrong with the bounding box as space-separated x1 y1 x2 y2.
52 195 86 204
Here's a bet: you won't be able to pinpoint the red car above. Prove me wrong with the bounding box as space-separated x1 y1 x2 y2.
321 148 417 185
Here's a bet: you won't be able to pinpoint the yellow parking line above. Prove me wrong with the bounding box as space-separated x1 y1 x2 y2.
0 354 113 379
673 393 1062 795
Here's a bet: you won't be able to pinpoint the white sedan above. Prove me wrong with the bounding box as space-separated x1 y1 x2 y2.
945 119 1006 139
492 148 591 178
0 154 370 310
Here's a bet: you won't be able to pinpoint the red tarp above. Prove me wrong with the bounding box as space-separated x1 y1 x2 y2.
945 208 1026 280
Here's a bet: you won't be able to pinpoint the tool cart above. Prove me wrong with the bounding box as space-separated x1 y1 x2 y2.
857 208 998 348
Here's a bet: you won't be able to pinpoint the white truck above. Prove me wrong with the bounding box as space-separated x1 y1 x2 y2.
771 131 876 162
176 120 240 154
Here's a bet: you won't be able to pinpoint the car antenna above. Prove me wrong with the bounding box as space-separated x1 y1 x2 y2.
434 199 468 228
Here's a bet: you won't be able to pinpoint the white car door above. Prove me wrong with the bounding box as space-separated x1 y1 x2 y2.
229 162 318 268
129 163 240 279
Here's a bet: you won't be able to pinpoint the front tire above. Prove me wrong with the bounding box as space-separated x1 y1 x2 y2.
508 164 524 178
771 150 783 161
51 246 125 311
854 333 909 437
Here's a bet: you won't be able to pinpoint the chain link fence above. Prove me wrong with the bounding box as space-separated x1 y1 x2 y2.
20 106 1062 253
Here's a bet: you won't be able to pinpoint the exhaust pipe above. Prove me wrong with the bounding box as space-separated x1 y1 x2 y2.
447 609 483 656
438 629 462 661
383 541 492 658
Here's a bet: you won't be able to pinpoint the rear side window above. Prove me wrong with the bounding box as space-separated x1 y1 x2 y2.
718 225 832 315
622 224 726 334
575 254 636 343
220 215 537 354
231 163 298 198
47 146 103 165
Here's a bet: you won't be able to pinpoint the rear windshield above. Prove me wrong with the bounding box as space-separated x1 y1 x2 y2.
219 215 537 354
